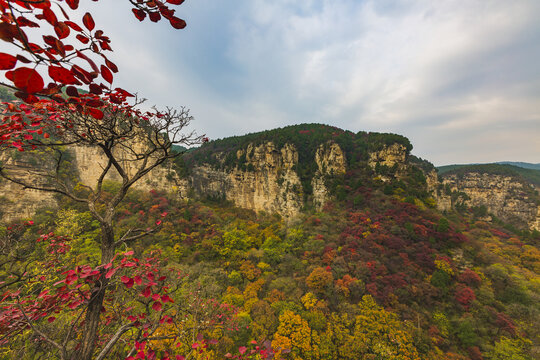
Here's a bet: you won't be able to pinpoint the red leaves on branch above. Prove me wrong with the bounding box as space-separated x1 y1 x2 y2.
0 0 188 149
132 8 146 21
0 53 17 70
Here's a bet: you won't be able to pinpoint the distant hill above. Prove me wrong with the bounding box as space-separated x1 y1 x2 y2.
496 161 540 170
438 163 540 186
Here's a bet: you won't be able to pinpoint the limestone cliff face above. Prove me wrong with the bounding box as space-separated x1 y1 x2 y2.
0 157 57 222
368 143 408 169
187 142 303 218
437 172 540 230
312 142 347 210
71 146 179 192
368 143 409 182
0 146 180 222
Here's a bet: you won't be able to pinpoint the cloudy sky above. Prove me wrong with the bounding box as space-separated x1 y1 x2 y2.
27 1 540 165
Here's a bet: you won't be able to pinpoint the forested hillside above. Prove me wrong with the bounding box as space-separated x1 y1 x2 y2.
1 126 539 358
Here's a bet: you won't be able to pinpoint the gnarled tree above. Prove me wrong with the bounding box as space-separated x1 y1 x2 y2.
0 99 202 359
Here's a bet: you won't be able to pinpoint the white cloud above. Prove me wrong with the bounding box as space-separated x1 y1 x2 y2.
2 0 539 164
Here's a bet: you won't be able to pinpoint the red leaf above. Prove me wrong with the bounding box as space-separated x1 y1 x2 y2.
238 346 247 355
66 86 79 97
105 267 117 279
77 50 99 72
169 16 186 29
12 67 44 93
141 287 151 298
47 317 56 323
54 22 70 39
100 65 113 83
88 108 104 120
156 220 162 226
82 13 95 31
0 23 22 43
43 8 58 26
76 34 89 44
132 9 146 22
121 276 135 288
49 66 78 84
104 58 118 73
167 0 185 4
161 294 174 303
66 0 80 10
149 12 161 23
17 16 39 28
65 20 83 32
89 83 103 95
0 53 17 70
16 54 31 64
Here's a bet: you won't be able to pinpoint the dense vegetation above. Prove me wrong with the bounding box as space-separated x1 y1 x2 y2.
1 152 539 359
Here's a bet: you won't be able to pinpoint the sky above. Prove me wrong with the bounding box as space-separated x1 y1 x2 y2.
7 0 540 166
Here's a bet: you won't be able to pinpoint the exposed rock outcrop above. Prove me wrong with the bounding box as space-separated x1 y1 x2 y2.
437 172 540 230
312 142 347 210
0 146 181 222
368 143 408 169
187 142 303 218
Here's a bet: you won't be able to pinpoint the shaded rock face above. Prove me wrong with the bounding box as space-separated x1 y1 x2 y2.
437 172 540 230
71 146 179 193
0 146 180 223
0 158 57 222
187 142 303 218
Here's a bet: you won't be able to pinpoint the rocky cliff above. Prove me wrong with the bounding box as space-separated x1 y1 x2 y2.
0 146 179 222
185 141 350 217
436 171 540 230
186 142 303 218
2 123 538 230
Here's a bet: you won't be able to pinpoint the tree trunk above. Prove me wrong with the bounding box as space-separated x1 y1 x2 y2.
76 223 115 360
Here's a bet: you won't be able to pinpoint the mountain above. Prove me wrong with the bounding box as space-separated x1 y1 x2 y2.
1 124 539 359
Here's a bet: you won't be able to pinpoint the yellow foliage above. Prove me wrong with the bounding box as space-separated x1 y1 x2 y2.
272 310 319 360
301 292 318 310
435 259 454 276
351 295 421 360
